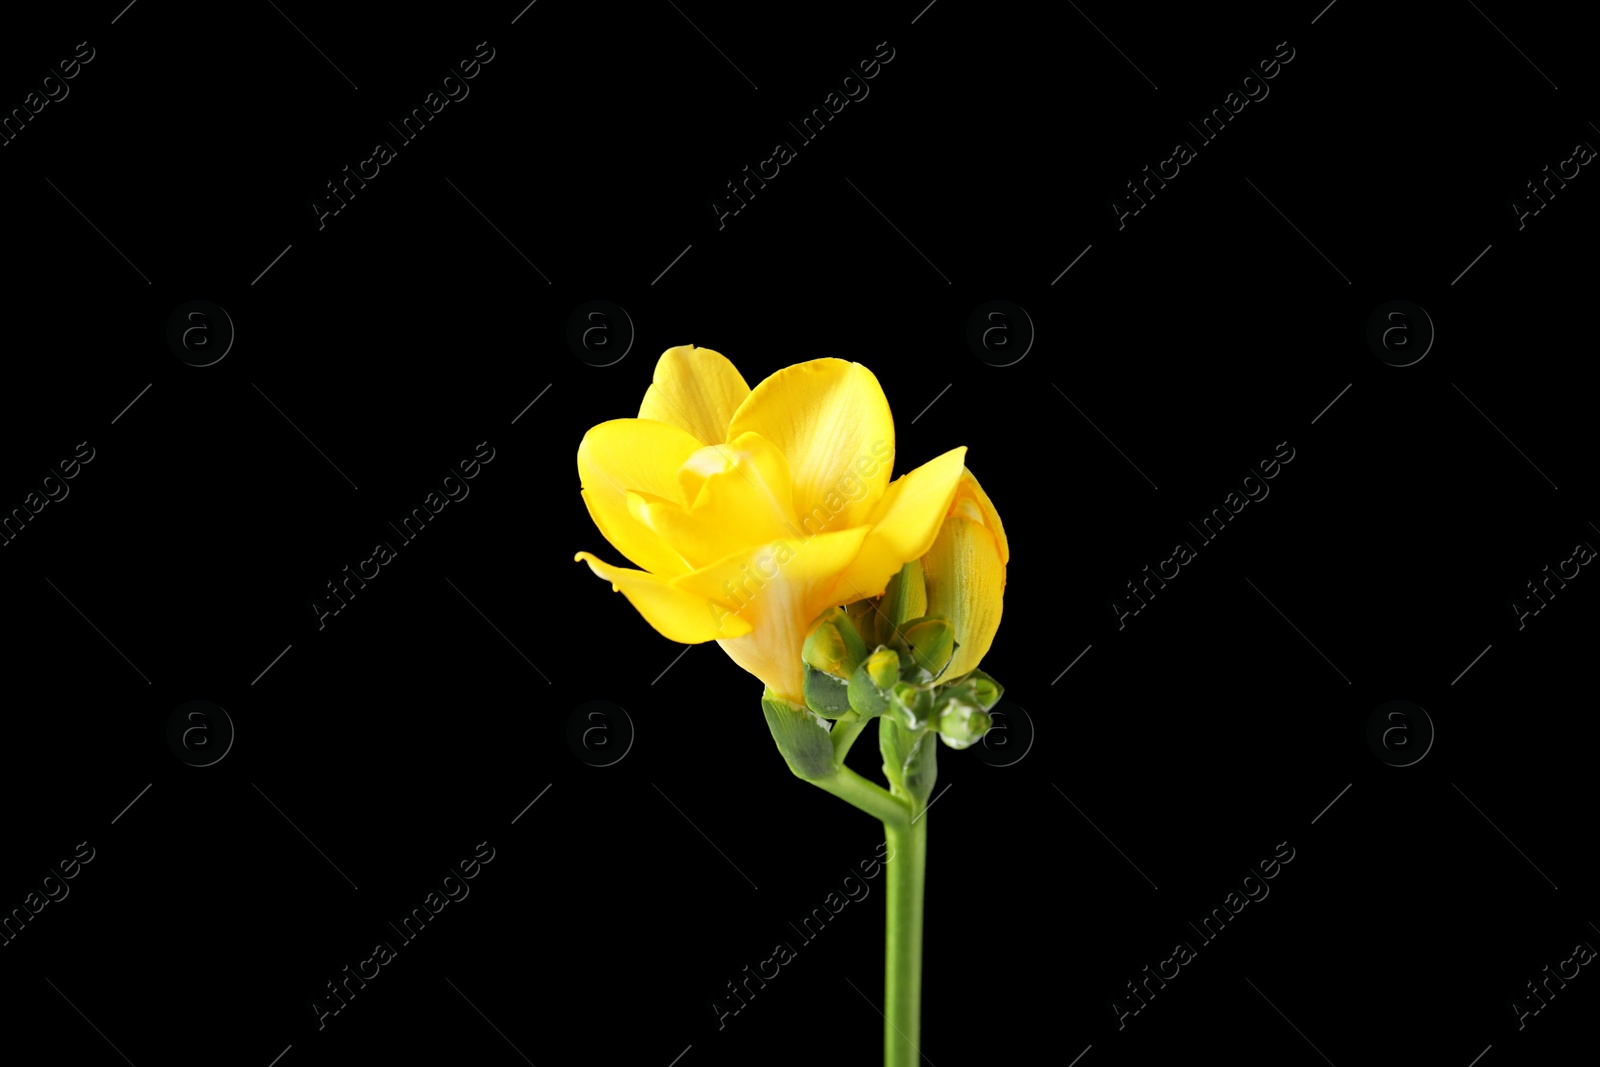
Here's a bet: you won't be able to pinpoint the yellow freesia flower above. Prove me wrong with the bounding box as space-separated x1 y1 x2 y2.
921 469 1008 678
575 345 968 703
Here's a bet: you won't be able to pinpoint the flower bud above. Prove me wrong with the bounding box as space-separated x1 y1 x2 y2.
865 647 899 690
847 648 901 716
965 668 1003 710
845 598 881 650
880 560 927 630
901 616 955 678
936 697 992 750
802 607 868 680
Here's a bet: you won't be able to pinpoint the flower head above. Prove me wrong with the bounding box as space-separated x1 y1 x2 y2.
575 346 968 703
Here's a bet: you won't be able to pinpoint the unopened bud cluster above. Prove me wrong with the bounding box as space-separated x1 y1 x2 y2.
800 561 1003 751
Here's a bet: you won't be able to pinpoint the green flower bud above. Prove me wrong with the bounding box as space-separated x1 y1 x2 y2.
965 668 1004 710
936 697 992 750
865 647 899 690
845 598 880 650
890 681 936 730
802 607 868 679
881 560 927 630
902 616 955 678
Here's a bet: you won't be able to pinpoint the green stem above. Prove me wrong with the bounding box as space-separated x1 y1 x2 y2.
830 710 871 765
783 701 926 1066
807 765 908 826
883 812 928 1067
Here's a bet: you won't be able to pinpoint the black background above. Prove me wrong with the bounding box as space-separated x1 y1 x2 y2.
1 2 1595 1065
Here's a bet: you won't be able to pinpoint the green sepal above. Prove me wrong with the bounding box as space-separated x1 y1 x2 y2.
847 656 891 716
879 717 938 810
761 690 837 781
896 649 925 683
803 663 853 718
890 681 936 731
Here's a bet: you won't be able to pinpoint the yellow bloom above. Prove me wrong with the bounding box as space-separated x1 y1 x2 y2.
921 468 1008 678
575 345 967 703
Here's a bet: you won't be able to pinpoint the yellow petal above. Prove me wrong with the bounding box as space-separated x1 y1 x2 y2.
630 432 800 568
727 358 895 531
671 527 872 702
577 418 704 576
838 446 967 602
575 552 752 642
949 467 1009 565
638 345 751 445
922 468 1007 677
